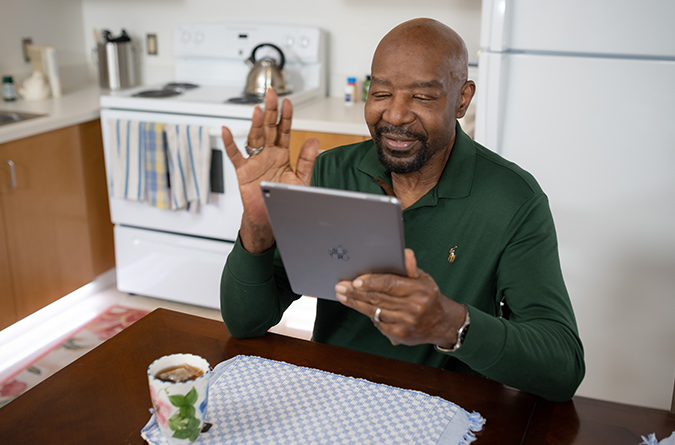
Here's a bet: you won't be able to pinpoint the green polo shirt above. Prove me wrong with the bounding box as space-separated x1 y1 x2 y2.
221 123 585 401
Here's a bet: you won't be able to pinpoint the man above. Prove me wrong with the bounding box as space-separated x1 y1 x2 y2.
220 18 585 402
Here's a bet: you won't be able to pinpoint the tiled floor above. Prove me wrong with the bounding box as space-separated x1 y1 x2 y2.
0 270 316 384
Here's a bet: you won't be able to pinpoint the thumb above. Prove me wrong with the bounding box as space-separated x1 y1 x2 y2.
221 125 244 169
404 248 419 278
295 138 319 185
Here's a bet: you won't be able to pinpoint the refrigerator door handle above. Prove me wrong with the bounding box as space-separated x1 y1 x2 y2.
481 0 510 51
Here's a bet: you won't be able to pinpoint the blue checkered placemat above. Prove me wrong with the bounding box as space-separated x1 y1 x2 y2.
142 355 485 444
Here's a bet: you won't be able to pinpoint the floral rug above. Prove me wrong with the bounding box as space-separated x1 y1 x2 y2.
0 305 149 408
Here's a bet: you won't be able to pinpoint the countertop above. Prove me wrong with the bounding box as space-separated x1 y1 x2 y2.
1 85 473 145
0 84 102 145
293 98 370 136
0 85 370 145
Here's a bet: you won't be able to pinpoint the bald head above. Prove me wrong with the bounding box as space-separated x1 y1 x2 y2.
374 18 469 84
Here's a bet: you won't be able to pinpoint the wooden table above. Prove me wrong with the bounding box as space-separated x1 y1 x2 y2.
0 309 673 444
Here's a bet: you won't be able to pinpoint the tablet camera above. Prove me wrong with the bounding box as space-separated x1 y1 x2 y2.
328 245 350 261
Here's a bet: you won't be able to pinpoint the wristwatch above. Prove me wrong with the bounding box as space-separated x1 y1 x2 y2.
435 305 470 353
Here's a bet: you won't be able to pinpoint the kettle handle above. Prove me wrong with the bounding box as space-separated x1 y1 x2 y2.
247 43 285 71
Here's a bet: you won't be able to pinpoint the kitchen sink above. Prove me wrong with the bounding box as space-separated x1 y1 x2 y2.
0 110 46 127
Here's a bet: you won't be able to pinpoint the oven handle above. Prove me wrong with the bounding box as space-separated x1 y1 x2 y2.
131 235 233 258
208 127 249 139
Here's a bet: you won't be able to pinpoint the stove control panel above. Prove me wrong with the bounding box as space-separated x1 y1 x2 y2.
173 23 323 64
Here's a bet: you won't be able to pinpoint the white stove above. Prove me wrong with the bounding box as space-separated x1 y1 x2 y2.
99 23 326 309
101 23 326 118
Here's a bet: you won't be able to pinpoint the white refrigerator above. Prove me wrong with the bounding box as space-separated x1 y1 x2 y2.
475 0 675 410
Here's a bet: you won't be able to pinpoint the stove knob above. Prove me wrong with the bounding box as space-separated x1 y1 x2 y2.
286 36 295 47
181 31 192 43
195 31 205 44
301 36 310 48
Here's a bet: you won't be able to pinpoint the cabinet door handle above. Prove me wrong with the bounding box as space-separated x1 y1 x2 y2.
4 160 17 189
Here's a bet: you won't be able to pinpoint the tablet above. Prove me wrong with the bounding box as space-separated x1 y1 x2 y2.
260 181 406 300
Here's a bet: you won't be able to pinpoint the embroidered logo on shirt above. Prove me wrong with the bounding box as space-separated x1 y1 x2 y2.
448 246 458 263
329 245 350 261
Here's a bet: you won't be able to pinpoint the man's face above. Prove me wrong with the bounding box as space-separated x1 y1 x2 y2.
365 40 462 174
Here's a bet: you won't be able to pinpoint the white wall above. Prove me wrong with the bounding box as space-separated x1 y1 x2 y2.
0 0 91 91
78 0 481 96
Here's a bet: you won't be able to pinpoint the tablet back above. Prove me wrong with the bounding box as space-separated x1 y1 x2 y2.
260 181 406 300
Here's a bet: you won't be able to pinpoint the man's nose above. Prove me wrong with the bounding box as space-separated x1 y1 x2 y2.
383 95 415 126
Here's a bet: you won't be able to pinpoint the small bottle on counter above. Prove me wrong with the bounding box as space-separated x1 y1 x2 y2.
344 77 357 105
2 76 17 102
363 75 371 101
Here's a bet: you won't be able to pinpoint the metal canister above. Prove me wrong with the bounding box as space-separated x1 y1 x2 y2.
97 41 137 91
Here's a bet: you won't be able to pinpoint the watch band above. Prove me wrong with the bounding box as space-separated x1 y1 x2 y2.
435 305 470 353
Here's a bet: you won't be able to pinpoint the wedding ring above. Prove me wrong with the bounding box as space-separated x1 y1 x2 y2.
245 144 264 156
373 307 382 323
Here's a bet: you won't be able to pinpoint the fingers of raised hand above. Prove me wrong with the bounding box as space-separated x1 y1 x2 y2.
262 89 280 148
275 98 293 148
246 105 265 151
222 126 244 168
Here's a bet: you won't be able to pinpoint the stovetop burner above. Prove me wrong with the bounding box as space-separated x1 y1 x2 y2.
226 94 264 105
132 82 200 98
164 82 199 93
132 89 182 98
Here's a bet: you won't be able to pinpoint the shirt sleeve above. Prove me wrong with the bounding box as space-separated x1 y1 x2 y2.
220 235 301 338
219 150 334 339
449 193 585 401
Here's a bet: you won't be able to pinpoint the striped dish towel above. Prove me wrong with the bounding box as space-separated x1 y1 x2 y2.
109 119 146 201
165 124 212 212
143 122 171 209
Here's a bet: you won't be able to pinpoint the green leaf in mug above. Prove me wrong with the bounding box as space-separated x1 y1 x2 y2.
185 387 198 405
173 428 192 439
180 405 195 418
169 413 187 431
187 417 200 429
169 394 187 407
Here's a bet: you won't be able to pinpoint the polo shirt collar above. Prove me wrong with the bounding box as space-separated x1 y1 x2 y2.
357 121 475 200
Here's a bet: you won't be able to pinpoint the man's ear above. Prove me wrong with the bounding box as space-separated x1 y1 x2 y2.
455 80 476 119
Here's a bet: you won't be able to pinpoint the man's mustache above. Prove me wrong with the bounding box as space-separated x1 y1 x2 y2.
375 125 426 142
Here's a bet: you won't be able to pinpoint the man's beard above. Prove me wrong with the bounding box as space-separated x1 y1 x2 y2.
374 125 429 174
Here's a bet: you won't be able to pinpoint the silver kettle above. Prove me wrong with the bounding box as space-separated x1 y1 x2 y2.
244 43 292 97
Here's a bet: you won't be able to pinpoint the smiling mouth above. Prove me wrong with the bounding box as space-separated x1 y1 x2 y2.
383 136 418 151
375 125 426 153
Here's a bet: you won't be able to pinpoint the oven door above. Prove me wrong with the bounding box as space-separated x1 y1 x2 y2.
114 225 233 307
100 108 249 241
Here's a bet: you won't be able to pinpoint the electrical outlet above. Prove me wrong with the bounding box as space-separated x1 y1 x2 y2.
22 37 33 62
146 34 158 55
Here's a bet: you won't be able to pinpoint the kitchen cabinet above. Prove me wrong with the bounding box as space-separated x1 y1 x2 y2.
289 130 370 170
0 202 17 329
0 120 114 329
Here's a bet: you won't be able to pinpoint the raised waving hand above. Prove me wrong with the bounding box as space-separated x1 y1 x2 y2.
221 88 319 253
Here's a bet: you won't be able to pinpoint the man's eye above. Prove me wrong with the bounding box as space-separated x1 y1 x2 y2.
413 95 434 101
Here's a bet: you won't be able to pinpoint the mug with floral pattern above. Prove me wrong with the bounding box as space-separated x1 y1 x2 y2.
147 353 211 443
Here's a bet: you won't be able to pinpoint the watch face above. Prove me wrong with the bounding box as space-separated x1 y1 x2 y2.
459 324 469 343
